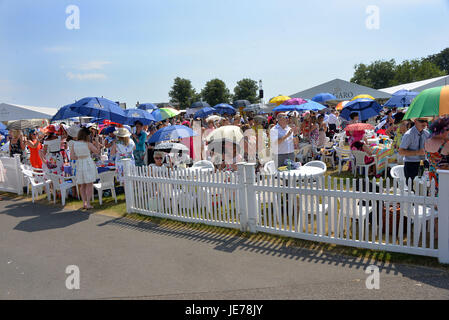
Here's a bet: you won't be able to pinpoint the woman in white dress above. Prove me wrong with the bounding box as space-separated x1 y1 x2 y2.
71 127 100 210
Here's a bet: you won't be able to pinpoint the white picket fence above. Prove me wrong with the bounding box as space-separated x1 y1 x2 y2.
122 160 449 264
0 154 24 195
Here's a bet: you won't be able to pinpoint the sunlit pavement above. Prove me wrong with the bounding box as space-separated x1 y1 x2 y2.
1 196 449 300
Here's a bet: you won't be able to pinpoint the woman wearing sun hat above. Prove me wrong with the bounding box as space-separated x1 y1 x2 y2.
42 125 64 175
111 127 136 184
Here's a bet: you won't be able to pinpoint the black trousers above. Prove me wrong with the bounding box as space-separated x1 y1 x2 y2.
404 162 420 183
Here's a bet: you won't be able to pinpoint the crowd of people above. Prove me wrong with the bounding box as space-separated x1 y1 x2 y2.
1 104 449 205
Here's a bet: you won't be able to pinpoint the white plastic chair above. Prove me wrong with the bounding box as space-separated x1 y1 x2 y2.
22 169 51 203
334 146 352 173
93 171 117 205
263 160 277 175
192 160 215 170
351 150 377 179
303 160 327 173
47 173 77 206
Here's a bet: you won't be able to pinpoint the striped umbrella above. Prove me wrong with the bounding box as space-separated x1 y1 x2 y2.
350 94 374 101
404 86 449 120
336 100 350 111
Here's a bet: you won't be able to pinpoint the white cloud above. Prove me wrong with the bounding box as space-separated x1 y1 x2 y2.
78 60 111 70
66 72 107 80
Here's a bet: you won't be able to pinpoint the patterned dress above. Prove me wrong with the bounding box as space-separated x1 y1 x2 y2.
44 137 64 175
426 141 449 190
115 140 135 183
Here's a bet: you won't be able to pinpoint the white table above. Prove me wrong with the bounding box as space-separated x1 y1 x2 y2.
277 166 325 179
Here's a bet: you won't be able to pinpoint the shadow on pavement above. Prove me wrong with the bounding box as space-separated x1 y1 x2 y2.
97 216 449 292
1 200 90 232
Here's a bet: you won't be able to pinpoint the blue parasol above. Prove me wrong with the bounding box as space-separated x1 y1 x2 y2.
147 125 197 143
340 98 382 121
67 97 127 123
124 108 156 126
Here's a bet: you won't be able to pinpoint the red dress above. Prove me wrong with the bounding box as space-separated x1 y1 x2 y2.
29 141 43 169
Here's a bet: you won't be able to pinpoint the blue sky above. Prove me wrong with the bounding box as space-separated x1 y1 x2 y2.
0 0 448 108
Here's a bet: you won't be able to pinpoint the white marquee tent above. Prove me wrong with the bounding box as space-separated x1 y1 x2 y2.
0 102 57 121
290 78 392 101
379 75 449 94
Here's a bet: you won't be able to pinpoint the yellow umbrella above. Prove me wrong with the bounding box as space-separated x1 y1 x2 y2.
269 95 292 106
351 94 374 101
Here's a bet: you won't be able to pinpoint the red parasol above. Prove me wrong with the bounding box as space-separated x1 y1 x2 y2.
344 123 375 132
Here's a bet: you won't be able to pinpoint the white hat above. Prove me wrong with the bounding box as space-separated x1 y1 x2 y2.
113 127 131 138
66 125 81 138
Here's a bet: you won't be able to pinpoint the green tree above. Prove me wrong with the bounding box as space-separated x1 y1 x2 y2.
201 78 231 106
391 59 446 86
425 48 449 74
168 77 198 109
233 78 259 104
350 59 396 89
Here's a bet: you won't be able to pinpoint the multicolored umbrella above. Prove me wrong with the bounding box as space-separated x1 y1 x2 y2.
350 94 374 101
269 95 292 106
336 100 350 111
403 86 449 120
159 107 181 119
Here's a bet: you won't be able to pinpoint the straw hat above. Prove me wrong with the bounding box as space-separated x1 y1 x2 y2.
113 127 131 138
66 125 81 138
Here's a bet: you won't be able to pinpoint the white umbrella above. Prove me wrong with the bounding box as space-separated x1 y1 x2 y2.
154 142 189 152
205 115 223 122
205 125 243 144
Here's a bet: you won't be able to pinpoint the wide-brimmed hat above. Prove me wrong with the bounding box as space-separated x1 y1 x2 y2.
44 125 57 134
66 125 81 138
113 127 131 138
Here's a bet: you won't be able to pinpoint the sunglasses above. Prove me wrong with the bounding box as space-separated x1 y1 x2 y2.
154 157 163 160
417 119 428 123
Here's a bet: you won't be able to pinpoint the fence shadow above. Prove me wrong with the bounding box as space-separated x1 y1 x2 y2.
1 200 90 232
97 216 449 291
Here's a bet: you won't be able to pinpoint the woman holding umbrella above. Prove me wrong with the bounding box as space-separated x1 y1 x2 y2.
424 117 449 191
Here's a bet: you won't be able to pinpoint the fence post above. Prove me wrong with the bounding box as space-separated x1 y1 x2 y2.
438 170 449 264
237 163 248 231
244 163 258 233
14 154 23 195
123 159 134 214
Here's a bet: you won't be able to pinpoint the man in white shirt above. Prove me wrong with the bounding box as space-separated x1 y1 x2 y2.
270 113 295 168
326 109 339 133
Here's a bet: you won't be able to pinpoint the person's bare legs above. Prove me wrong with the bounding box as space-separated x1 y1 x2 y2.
79 184 87 209
85 183 93 209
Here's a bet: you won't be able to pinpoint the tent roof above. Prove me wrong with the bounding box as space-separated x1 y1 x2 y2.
290 78 391 100
0 102 57 121
379 75 449 94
